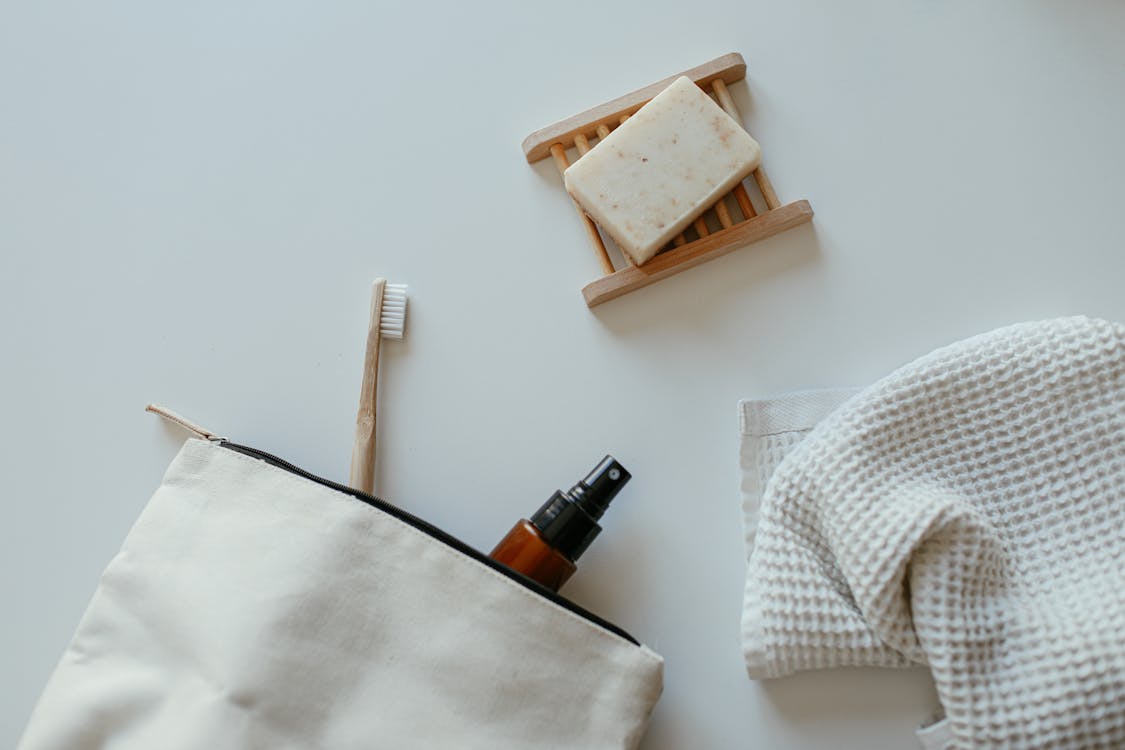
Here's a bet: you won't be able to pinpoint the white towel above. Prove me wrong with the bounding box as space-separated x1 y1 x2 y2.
740 317 1125 748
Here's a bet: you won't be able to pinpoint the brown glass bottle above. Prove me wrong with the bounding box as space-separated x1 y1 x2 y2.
491 521 577 591
489 456 630 592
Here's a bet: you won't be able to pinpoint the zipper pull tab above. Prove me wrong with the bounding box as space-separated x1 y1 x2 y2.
145 404 227 442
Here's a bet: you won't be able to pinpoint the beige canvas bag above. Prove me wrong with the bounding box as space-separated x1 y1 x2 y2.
19 433 663 749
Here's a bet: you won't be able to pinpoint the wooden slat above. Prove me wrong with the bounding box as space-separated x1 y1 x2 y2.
732 181 757 219
712 79 779 210
693 216 710 238
710 79 741 121
710 79 760 217
753 168 781 210
522 53 747 162
581 122 634 267
581 200 814 307
550 144 615 275
714 197 734 229
601 113 639 267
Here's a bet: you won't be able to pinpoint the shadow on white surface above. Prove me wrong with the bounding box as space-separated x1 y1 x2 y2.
761 665 940 722
591 220 822 333
641 664 940 750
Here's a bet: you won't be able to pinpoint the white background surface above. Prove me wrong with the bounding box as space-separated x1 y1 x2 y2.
3 2 1124 747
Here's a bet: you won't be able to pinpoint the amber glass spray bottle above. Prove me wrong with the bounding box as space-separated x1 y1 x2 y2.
489 456 630 592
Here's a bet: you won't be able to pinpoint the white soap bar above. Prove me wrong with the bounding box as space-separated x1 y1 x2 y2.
564 76 761 266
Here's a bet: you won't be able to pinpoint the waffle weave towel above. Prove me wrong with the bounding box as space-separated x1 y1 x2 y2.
740 317 1125 748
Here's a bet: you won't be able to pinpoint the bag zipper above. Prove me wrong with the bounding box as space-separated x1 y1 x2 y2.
217 440 641 646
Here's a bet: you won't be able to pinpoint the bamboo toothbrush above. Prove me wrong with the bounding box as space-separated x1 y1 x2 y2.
349 278 407 494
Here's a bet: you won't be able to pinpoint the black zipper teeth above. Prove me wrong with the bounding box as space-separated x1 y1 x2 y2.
218 441 640 646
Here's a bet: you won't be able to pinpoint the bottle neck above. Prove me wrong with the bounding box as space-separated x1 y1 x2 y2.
530 492 602 563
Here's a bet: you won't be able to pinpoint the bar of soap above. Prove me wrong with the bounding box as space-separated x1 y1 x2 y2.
564 76 761 266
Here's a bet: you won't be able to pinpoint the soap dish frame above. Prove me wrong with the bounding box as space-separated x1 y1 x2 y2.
522 52 813 308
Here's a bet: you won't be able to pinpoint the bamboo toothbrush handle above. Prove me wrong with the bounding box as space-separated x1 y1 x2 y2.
349 278 386 494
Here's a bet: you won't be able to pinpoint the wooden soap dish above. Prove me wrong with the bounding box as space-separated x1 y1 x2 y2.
522 53 813 308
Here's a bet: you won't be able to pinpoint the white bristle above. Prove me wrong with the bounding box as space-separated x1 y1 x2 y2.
379 283 408 339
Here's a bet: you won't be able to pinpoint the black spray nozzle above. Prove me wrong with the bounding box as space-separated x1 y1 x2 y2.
530 455 631 563
569 455 631 519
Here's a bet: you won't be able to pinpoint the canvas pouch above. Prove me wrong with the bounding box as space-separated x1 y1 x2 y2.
19 432 663 750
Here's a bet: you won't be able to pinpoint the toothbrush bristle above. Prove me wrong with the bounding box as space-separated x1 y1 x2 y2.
380 283 408 339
